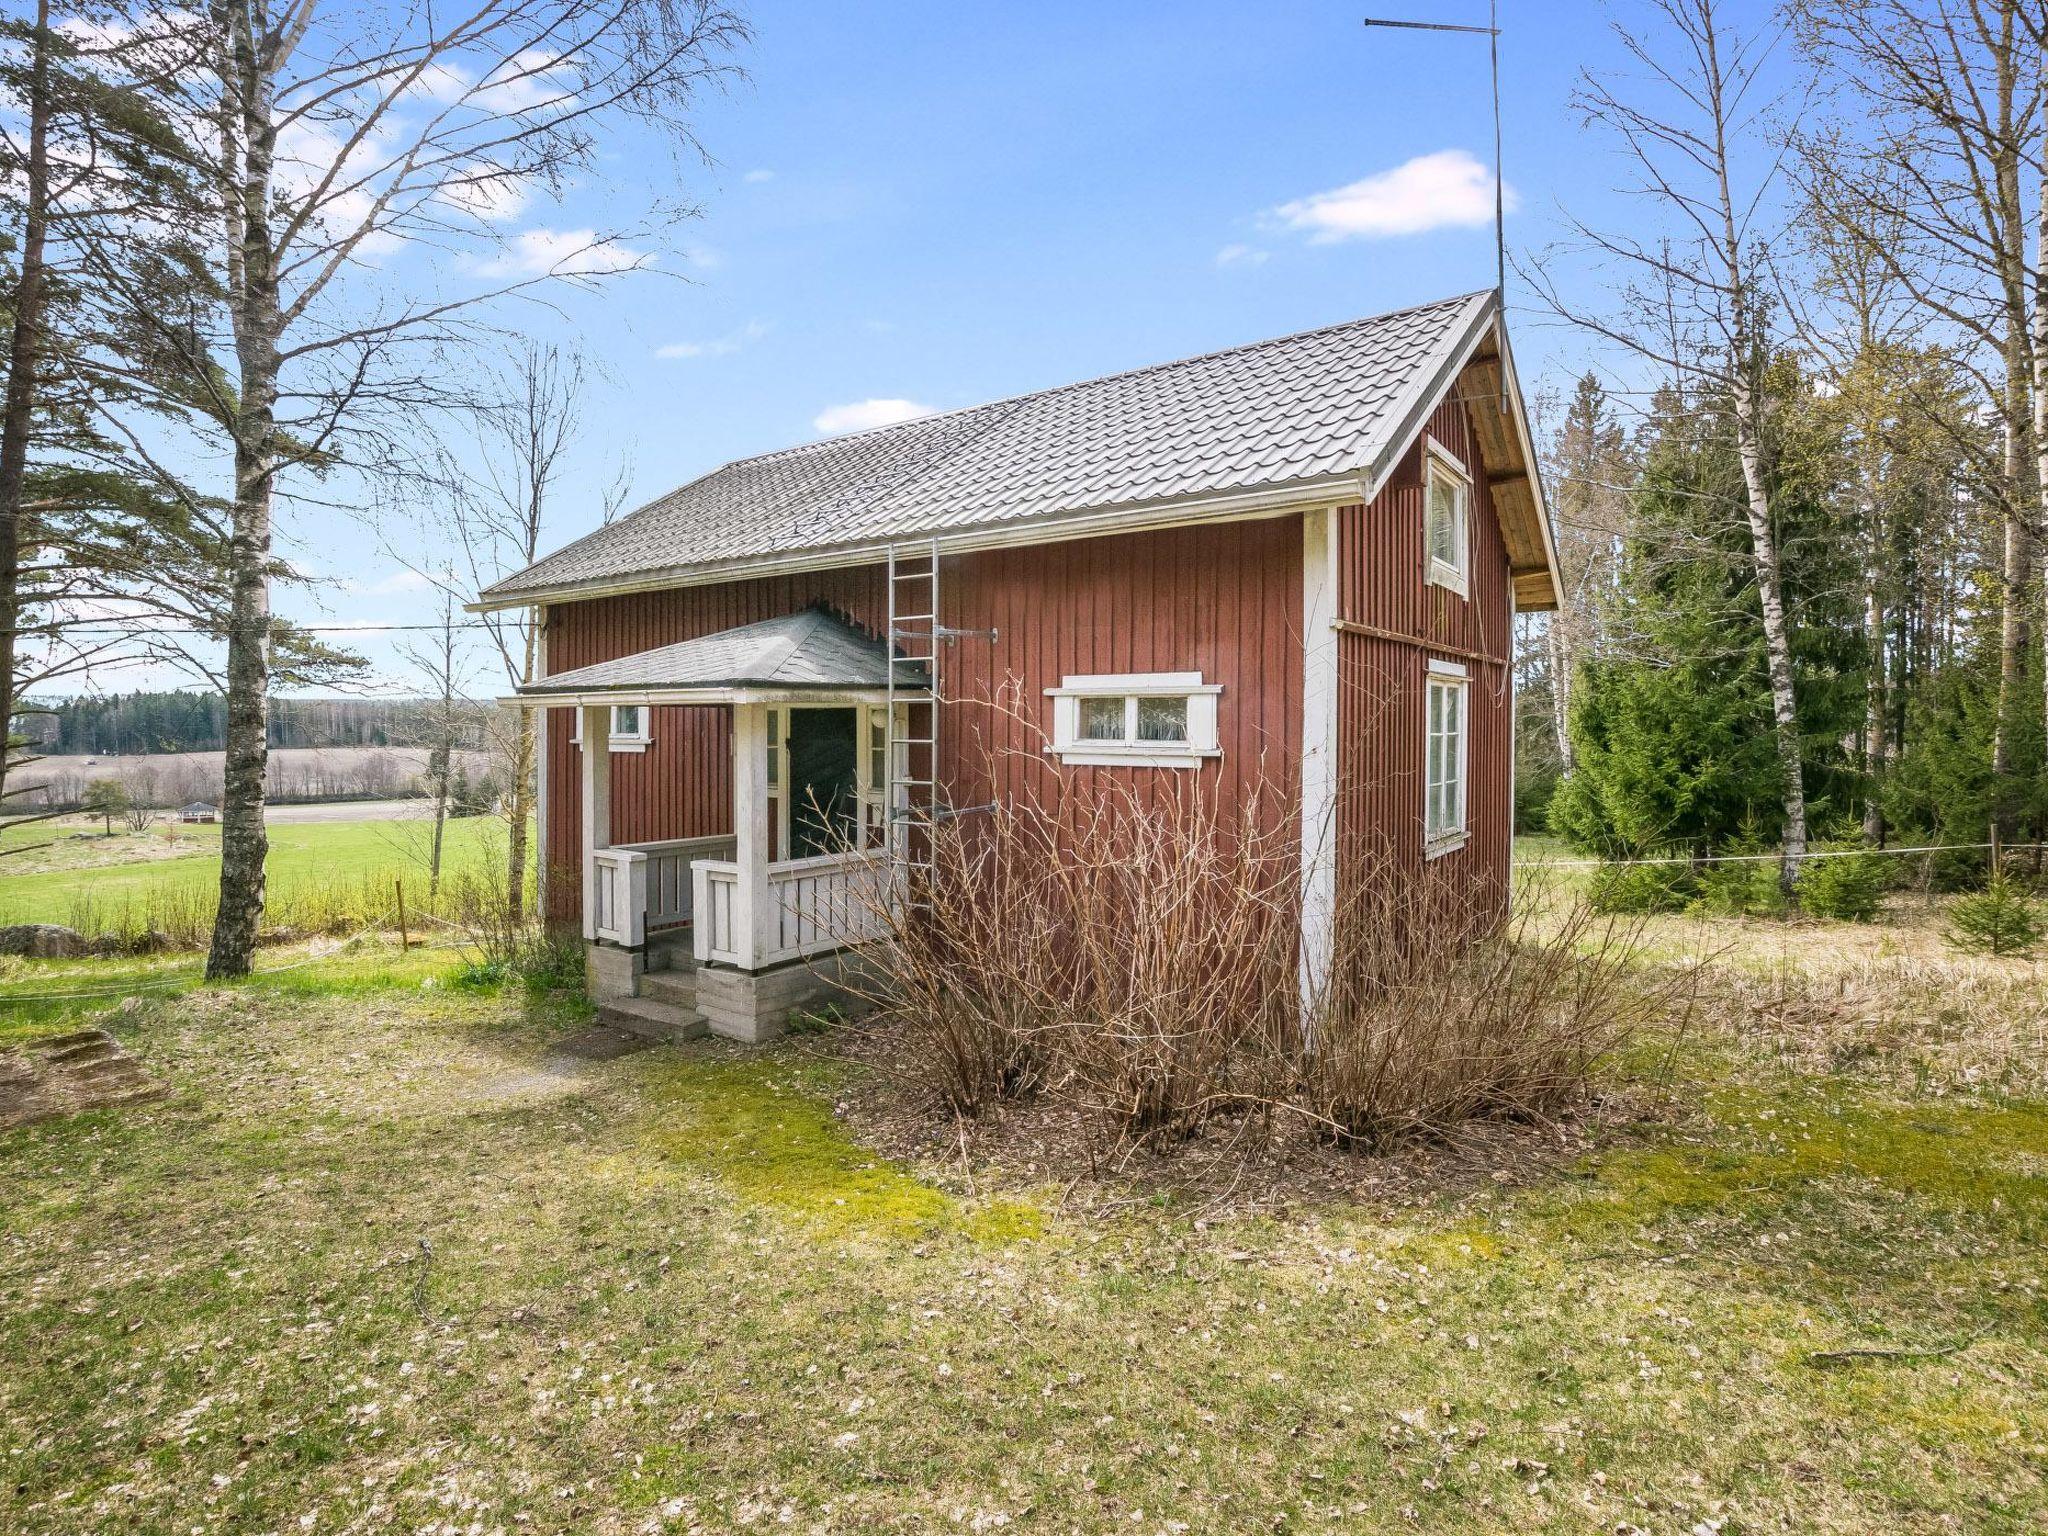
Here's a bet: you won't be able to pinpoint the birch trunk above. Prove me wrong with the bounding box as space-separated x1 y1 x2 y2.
1860 425 1887 844
2035 156 2048 821
1703 14 1805 895
0 0 52 811
1991 385 2027 826
205 1 280 980
1730 373 1809 894
1988 32 2030 843
1546 620 1575 774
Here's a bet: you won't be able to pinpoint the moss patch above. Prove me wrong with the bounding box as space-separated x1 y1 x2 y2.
644 1055 1044 1243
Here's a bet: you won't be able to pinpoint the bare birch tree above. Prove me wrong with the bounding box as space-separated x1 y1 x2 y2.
398 592 470 904
401 343 591 927
1527 0 1811 894
95 0 745 977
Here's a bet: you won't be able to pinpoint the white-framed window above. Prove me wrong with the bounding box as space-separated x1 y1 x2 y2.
1424 436 1471 596
1045 672 1223 769
571 703 652 753
1424 660 1468 854
858 705 893 849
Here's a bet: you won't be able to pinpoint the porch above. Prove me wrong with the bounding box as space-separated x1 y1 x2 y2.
514 609 923 1042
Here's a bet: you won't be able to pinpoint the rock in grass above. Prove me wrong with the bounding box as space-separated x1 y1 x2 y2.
0 924 89 958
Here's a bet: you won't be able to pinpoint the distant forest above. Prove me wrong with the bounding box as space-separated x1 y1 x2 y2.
11 692 489 756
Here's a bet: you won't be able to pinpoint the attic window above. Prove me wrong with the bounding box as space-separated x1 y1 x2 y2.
1424 437 1471 596
571 704 652 754
1045 672 1222 769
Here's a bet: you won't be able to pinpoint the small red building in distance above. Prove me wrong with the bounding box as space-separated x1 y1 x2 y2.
478 292 1559 1041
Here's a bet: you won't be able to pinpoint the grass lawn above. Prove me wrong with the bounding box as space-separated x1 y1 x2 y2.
1 924 2044 1533
0 815 513 940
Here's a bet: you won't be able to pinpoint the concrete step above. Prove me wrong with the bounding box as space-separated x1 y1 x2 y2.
598 994 708 1043
639 971 698 1009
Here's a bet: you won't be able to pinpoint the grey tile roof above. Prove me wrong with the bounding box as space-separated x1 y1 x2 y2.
520 609 922 695
483 291 1494 606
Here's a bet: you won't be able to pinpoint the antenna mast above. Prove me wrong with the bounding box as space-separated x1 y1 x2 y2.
1362 5 1507 404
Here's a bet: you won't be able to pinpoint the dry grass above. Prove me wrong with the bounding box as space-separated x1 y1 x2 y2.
1 929 2044 1534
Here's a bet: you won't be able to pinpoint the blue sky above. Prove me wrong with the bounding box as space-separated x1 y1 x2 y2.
280 0 1684 695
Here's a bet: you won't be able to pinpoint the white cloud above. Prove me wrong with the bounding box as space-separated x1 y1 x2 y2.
472 228 651 278
1269 149 1513 243
656 320 769 360
813 398 935 435
1215 243 1270 268
743 168 776 184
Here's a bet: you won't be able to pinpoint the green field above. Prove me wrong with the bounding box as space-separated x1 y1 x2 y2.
0 814 515 943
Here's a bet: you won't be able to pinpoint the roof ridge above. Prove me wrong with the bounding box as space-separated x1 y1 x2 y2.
476 289 1512 609
729 289 1494 470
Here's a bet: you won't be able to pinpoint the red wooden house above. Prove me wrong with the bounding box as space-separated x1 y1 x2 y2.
479 292 1558 1040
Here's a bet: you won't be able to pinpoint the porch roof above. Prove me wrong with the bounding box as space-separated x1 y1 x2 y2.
515 608 927 707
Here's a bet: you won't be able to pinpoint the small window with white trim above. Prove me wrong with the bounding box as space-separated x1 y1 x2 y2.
571 704 652 753
1046 672 1222 768
1424 438 1471 595
859 706 891 849
1425 662 1468 852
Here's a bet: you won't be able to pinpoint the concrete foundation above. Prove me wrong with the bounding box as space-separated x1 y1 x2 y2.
583 942 645 1004
694 948 885 1044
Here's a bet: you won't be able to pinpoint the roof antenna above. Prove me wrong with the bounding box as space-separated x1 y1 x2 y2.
1362 5 1507 412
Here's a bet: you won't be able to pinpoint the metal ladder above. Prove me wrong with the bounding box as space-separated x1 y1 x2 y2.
884 538 995 910
885 539 940 906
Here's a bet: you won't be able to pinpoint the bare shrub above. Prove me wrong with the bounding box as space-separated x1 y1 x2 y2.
855 769 1684 1160
1300 858 1687 1151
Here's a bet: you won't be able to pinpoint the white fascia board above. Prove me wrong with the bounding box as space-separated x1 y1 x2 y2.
505 686 910 710
468 474 1371 614
1357 292 1498 505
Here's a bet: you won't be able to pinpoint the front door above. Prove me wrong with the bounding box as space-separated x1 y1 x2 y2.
785 708 859 858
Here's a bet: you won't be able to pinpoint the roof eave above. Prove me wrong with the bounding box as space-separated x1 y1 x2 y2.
468 470 1374 613
1355 292 1560 612
506 682 922 709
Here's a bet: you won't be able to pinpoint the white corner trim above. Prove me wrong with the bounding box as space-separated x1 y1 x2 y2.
1300 507 1340 1009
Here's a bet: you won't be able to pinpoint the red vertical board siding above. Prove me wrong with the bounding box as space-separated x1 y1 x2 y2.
1334 398 1512 914
541 520 1304 923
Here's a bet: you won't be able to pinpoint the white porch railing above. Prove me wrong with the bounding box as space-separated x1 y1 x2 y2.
691 847 896 969
589 834 738 947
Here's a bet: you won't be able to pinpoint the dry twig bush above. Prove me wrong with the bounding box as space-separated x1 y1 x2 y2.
849 770 1689 1160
